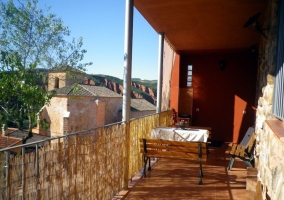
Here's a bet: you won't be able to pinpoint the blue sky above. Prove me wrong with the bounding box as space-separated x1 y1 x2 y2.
38 0 159 80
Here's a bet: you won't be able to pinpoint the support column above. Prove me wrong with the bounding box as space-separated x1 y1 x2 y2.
122 0 133 190
122 0 134 123
156 33 164 113
5 151 9 199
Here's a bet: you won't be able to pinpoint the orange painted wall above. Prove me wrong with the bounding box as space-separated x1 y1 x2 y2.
170 53 180 112
179 51 257 142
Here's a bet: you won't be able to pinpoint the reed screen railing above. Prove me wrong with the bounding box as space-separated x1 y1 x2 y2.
0 110 172 200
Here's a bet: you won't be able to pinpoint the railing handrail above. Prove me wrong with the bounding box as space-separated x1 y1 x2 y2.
0 110 172 199
0 121 123 153
0 111 165 153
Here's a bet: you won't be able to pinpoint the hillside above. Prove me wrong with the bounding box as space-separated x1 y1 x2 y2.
85 74 157 105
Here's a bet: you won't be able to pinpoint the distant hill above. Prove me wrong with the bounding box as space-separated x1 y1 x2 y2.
85 74 157 105
2 69 157 105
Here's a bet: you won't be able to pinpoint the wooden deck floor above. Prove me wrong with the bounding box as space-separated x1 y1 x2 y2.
113 144 255 200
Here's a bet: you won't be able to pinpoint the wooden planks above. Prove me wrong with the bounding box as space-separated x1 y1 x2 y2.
140 138 208 184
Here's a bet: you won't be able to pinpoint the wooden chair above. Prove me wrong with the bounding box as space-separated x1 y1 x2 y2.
225 127 256 170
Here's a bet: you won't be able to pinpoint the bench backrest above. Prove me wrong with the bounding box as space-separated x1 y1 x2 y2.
239 127 255 147
139 138 207 161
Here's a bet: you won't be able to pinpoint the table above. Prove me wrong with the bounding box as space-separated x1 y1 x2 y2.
151 127 209 142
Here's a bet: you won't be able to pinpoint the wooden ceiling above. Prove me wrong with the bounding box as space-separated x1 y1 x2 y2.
134 0 268 52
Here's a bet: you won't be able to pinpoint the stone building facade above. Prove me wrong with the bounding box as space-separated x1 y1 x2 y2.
38 69 156 137
39 84 122 137
254 0 284 199
48 67 85 91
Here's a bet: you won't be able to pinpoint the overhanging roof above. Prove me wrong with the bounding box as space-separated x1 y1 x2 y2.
134 0 268 52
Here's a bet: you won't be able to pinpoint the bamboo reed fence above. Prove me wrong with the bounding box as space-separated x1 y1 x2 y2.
0 110 172 200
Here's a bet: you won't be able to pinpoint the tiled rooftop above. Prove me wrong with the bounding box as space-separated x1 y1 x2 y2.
55 83 122 97
131 99 156 111
0 129 22 149
8 130 50 145
0 128 50 150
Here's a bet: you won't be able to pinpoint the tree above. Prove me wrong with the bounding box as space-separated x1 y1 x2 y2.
0 0 91 70
0 51 55 143
0 0 92 142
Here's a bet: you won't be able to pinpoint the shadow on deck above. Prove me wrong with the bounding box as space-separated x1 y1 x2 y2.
113 144 255 200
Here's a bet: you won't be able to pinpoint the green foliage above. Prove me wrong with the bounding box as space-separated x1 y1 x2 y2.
94 74 124 85
0 0 92 70
0 51 55 137
39 118 49 130
0 0 92 141
132 78 141 81
131 86 149 96
85 74 105 86
132 79 157 91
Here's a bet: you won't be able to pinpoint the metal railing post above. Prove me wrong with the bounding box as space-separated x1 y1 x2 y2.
5 151 9 200
22 147 25 200
35 144 39 177
35 144 39 199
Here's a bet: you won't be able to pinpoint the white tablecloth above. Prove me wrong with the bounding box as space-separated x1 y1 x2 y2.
151 127 209 142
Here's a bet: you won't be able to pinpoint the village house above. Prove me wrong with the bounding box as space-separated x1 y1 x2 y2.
37 69 156 137
41 83 122 137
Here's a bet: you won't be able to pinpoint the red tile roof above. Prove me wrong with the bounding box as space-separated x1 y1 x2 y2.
0 129 22 149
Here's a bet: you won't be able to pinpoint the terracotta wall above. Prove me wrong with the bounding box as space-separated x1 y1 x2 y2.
179 51 258 142
68 97 101 132
178 88 193 124
41 96 122 136
169 53 180 112
44 97 68 136
67 96 122 132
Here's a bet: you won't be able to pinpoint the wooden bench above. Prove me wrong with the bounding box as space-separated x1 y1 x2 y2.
225 127 256 170
139 138 207 184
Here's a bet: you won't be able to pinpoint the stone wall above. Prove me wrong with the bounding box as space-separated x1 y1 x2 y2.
99 97 123 125
41 96 122 136
256 122 284 199
44 97 68 136
67 96 122 132
254 0 284 199
48 71 84 91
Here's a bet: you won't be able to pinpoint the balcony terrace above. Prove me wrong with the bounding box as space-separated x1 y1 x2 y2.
0 111 258 199
113 144 255 199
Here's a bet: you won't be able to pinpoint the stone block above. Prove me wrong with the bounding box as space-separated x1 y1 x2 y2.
263 84 274 104
246 167 258 192
267 74 274 85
